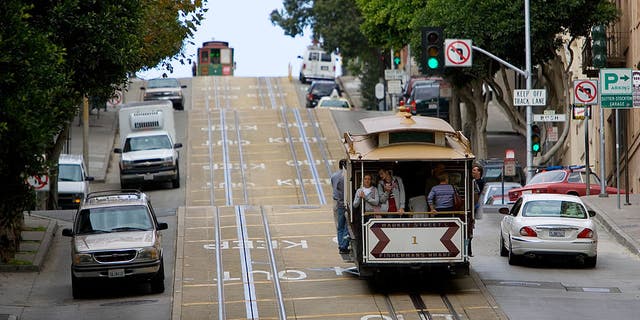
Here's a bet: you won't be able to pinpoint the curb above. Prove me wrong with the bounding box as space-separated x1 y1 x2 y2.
586 201 640 258
0 217 58 272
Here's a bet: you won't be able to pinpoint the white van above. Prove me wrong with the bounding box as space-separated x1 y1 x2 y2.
57 154 93 209
298 45 335 84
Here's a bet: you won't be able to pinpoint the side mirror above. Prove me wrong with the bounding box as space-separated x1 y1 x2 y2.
588 210 596 217
181 85 187 88
157 222 168 230
498 207 510 215
114 148 122 153
62 228 74 237
297 55 303 59
85 176 95 182
174 143 183 149
140 86 146 90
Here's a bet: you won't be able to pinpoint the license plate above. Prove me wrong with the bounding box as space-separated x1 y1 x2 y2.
321 66 329 70
143 173 154 181
428 103 438 109
549 230 565 237
108 268 125 278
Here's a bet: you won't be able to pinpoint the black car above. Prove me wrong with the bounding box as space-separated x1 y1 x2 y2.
408 83 449 121
478 158 526 186
306 80 339 108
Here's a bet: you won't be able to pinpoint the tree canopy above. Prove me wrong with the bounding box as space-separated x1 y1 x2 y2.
0 0 207 262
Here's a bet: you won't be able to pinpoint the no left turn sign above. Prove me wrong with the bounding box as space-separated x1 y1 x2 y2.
573 80 598 105
445 39 472 67
27 175 50 191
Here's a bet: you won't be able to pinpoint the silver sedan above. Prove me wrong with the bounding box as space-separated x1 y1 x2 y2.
498 193 597 267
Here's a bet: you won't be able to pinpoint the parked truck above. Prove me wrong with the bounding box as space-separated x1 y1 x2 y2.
113 101 182 189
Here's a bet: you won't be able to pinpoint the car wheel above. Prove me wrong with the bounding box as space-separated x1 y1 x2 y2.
584 255 597 268
299 73 306 84
71 274 84 299
507 240 520 265
150 259 165 293
499 233 508 257
172 163 180 189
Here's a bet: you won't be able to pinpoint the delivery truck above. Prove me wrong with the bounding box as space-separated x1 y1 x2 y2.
113 101 182 189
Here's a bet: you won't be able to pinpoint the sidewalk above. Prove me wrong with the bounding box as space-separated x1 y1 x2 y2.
582 193 640 257
0 108 118 273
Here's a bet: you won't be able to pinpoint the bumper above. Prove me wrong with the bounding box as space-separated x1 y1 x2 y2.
510 236 597 257
120 167 178 183
144 96 183 107
72 260 161 280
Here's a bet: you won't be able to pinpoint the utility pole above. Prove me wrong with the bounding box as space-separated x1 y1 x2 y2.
524 0 534 183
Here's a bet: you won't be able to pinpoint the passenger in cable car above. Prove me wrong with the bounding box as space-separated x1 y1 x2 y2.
377 168 406 215
353 173 380 219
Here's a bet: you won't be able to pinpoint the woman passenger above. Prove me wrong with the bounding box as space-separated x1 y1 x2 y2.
377 168 406 213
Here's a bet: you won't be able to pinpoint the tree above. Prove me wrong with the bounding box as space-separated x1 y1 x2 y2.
271 0 383 108
0 0 207 262
356 0 616 161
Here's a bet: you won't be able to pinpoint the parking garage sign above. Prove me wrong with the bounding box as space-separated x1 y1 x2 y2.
599 68 633 108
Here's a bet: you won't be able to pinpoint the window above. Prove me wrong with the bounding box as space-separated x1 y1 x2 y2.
309 52 319 61
389 131 435 144
320 53 332 62
522 200 586 218
76 205 153 233
529 170 566 184
59 164 83 182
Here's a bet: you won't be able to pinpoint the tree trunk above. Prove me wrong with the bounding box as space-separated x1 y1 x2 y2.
0 181 30 262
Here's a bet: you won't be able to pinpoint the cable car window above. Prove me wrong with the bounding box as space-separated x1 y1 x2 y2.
389 132 435 144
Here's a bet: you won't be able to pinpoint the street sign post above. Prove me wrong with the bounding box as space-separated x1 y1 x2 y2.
513 89 546 106
599 68 633 108
444 39 472 67
384 69 403 81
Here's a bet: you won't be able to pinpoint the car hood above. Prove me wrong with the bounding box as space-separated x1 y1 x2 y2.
74 231 156 252
121 149 175 161
57 181 87 194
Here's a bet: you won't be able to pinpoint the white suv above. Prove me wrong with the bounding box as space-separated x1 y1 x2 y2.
62 190 167 298
57 154 93 209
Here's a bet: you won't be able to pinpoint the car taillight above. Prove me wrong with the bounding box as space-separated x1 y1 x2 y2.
509 192 519 202
519 226 537 237
302 63 307 70
307 93 313 100
577 228 594 239
411 100 416 113
399 100 405 106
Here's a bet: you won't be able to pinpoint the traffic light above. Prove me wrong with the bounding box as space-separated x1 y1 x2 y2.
393 51 401 67
531 125 541 154
421 27 444 74
591 25 607 69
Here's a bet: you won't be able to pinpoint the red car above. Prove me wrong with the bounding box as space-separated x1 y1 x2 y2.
508 166 624 202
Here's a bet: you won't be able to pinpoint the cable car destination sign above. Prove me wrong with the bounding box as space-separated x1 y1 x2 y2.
513 89 546 106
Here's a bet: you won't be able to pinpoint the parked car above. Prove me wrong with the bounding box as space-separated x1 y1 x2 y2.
306 80 339 108
57 154 94 209
62 190 168 298
407 82 449 120
498 193 597 267
141 77 187 110
508 165 623 202
478 158 526 186
316 96 352 110
479 182 522 206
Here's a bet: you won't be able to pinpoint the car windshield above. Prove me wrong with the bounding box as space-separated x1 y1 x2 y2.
312 82 336 94
529 170 566 184
522 200 587 218
483 184 520 204
124 134 172 152
319 99 349 108
58 164 82 182
413 85 439 101
75 205 153 234
147 78 180 88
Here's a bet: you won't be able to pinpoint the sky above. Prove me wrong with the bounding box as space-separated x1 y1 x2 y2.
136 0 318 80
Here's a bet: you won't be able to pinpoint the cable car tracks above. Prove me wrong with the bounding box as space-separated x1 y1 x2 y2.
175 76 506 320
